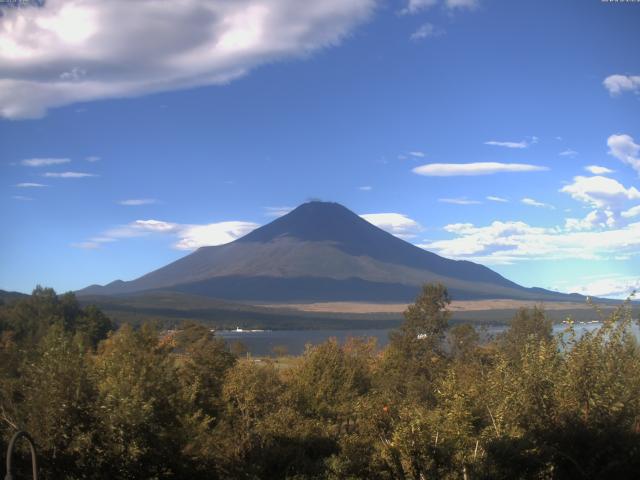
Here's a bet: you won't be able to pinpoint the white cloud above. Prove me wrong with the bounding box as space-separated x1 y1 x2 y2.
603 74 640 96
12 195 33 201
585 165 613 175
564 276 640 300
132 220 178 233
445 0 479 8
264 206 293 217
118 199 158 206
438 197 481 205
411 23 444 40
622 205 640 219
398 151 426 159
608 133 640 175
59 67 86 81
422 220 640 264
174 222 258 250
412 162 548 176
560 175 640 229
564 210 607 231
424 221 546 258
521 197 554 209
402 0 476 14
20 157 70 167
75 218 259 250
484 137 537 149
15 182 47 188
0 0 375 119
43 171 97 178
559 149 578 157
85 155 100 162
402 0 438 14
486 195 508 203
560 175 640 209
358 185 373 191
360 212 422 239
71 241 101 249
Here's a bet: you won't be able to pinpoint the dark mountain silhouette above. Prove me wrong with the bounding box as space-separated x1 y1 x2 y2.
0 289 29 304
78 201 582 302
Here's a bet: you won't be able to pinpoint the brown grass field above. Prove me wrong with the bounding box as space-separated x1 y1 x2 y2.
258 300 599 314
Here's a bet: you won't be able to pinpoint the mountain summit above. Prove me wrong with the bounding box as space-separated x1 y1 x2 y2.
78 201 578 302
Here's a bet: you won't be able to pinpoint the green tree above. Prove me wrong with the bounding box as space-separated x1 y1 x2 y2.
498 306 552 362
15 325 97 479
0 286 113 347
289 338 373 428
177 322 236 418
448 323 480 361
380 283 451 403
76 304 114 348
91 324 187 479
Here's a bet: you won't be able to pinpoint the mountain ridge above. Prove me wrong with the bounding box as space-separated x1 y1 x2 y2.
77 201 582 302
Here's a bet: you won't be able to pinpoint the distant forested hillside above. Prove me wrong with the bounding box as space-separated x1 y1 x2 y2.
0 289 28 304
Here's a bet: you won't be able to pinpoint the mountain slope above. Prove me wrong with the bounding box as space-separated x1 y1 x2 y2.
78 201 580 302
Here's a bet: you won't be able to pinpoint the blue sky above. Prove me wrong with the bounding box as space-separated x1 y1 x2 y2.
1 0 639 298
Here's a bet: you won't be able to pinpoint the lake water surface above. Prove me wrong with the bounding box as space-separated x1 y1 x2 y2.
217 321 640 357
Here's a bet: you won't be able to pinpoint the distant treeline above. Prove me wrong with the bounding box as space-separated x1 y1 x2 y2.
1 284 639 479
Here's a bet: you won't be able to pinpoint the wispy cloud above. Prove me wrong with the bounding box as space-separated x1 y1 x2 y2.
358 186 373 191
73 218 259 251
360 212 422 239
411 23 444 40
12 195 33 201
484 137 538 149
398 151 426 160
603 74 640 96
402 0 477 14
585 165 613 175
86 156 101 162
15 182 47 188
43 172 97 178
559 149 578 157
118 199 158 206
71 241 101 250
608 133 640 175
445 0 479 8
20 158 70 167
621 205 640 219
412 162 548 176
402 0 438 14
264 206 294 217
438 197 481 205
521 197 555 209
486 195 508 203
0 0 376 119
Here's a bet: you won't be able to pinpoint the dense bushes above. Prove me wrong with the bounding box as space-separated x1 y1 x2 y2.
1 285 639 479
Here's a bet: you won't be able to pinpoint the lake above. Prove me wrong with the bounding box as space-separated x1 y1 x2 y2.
217 321 640 357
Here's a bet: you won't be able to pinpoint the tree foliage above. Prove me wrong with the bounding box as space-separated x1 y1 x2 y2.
1 285 639 479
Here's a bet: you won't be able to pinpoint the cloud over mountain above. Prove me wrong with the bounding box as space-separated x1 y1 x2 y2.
0 0 375 119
